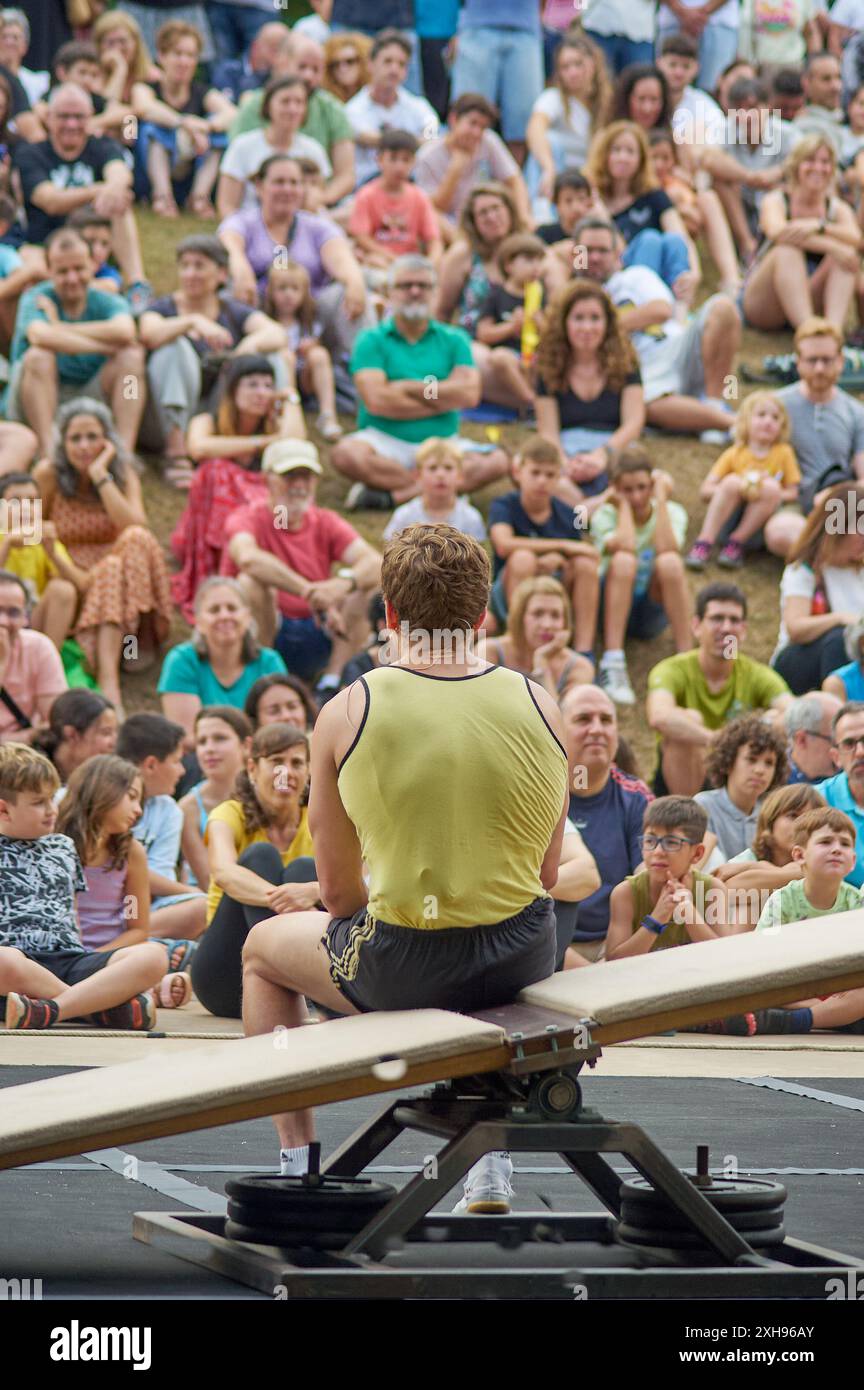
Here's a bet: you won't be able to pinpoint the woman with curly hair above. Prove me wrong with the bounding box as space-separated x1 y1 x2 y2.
33 398 172 718
695 713 789 868
525 33 613 215
535 279 644 508
586 119 700 304
189 721 318 1018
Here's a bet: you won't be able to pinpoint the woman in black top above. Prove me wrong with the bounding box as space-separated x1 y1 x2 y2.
132 20 235 217
586 119 701 309
535 279 645 510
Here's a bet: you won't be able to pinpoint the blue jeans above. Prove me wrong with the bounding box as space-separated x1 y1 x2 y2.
659 23 738 93
331 20 423 96
583 31 654 76
452 26 544 142
622 228 689 290
206 1 271 66
135 121 227 200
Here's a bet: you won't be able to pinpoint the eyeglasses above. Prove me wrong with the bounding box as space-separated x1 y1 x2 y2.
0 605 25 620
639 834 699 853
805 730 833 743
393 280 434 292
835 735 864 754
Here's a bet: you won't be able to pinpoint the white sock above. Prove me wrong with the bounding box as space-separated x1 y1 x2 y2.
316 673 339 690
601 649 625 667
280 1144 309 1176
702 395 731 414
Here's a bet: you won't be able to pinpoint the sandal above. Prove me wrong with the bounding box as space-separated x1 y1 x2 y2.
151 193 179 219
163 455 196 490
153 971 193 1009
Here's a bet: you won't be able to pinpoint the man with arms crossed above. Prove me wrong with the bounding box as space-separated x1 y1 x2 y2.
242 524 570 1212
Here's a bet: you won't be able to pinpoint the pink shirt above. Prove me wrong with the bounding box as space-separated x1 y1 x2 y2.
349 178 440 256
223 501 358 619
0 629 67 737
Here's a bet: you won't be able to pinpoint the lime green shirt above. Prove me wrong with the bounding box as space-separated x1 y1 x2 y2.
337 665 569 930
590 499 688 583
647 650 789 732
756 878 863 932
230 87 352 153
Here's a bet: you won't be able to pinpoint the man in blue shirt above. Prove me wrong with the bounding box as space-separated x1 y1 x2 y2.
818 701 864 887
332 254 508 510
7 227 144 455
561 683 653 958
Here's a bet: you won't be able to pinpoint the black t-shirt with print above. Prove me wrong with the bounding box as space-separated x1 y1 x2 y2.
612 189 674 244
14 135 132 242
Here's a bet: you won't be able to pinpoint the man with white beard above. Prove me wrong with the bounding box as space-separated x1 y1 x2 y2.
331 255 510 511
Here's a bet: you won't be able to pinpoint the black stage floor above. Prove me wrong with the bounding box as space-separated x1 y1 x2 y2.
2 1065 863 1299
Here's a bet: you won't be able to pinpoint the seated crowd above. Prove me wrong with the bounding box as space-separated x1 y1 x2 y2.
2 0 864 1045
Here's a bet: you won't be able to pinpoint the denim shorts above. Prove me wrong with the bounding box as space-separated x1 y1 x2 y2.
275 616 332 684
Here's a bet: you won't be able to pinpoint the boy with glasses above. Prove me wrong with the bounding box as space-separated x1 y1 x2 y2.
605 796 728 958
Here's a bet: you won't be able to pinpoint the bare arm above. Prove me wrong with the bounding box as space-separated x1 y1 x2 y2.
160 692 202 742
322 139 356 207
235 310 288 356
27 314 136 350
207 818 278 908
180 794 211 892
186 412 275 461
606 880 650 958
228 531 315 599
606 383 645 452
216 173 244 219
338 537 383 590
647 687 714 746
435 240 471 323
308 684 368 917
489 522 594 561
616 299 674 333
554 831 601 903
783 593 856 645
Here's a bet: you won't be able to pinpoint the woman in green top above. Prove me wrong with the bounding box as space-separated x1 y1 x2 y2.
158 577 287 746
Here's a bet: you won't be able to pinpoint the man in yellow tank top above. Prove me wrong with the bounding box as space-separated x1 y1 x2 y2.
242 524 570 1202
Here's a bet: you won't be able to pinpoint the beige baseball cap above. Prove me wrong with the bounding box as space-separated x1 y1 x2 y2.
262 439 322 476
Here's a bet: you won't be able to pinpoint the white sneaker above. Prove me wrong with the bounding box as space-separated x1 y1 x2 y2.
598 660 636 706
699 427 732 445
452 1154 514 1214
317 411 343 442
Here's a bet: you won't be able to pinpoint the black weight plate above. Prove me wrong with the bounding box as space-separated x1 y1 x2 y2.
617 1221 786 1250
619 1202 784 1233
224 1219 351 1252
226 1174 396 1214
226 1197 391 1235
620 1176 787 1212
620 1191 786 1221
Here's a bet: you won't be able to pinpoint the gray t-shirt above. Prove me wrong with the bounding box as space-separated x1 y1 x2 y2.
383 495 487 542
694 786 762 862
774 384 864 508
729 119 799 227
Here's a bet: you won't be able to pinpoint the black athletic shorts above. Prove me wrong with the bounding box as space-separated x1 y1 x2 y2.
22 949 112 986
323 896 556 1013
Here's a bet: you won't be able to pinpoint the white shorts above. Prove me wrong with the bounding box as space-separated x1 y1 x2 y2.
345 427 491 470
640 296 719 404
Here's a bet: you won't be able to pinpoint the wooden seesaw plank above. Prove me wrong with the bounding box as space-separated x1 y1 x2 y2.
0 1010 508 1170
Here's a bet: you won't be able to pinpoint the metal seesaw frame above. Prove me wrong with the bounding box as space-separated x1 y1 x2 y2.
134 1008 864 1299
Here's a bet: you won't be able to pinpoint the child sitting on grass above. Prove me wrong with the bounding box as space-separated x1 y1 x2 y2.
0 744 176 1030
487 436 598 649
695 713 788 866
0 472 77 653
606 796 728 958
349 129 442 274
475 232 548 412
686 391 800 572
55 752 193 1004
699 807 864 1036
116 713 207 947
383 438 487 542
263 260 342 443
714 781 825 929
66 208 124 295
590 445 691 708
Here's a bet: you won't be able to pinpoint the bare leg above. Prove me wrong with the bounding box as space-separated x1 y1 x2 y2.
242 912 358 1149
96 622 124 712
503 547 539 603
31 577 77 649
646 394 732 432
818 261 857 331
801 987 864 1029
764 508 806 558
235 574 279 648
0 421 37 476
146 141 178 214
742 246 813 331
565 553 599 653
459 448 510 492
700 298 742 398
150 896 207 941
729 484 783 544
0 942 166 1020
696 188 741 290
111 209 146 286
331 439 418 494
101 345 147 452
602 550 636 651
18 347 58 454
650 553 692 652
697 476 746 543
713 182 757 264
188 150 221 211
303 344 337 417
488 347 535 407
660 735 707 796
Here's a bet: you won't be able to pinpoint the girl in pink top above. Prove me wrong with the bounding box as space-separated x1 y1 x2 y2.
56 755 192 1007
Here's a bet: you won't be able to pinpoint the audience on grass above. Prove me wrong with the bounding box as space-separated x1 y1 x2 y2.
6 3 864 1044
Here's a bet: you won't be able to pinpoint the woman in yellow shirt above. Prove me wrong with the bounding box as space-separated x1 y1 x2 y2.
190 721 318 1017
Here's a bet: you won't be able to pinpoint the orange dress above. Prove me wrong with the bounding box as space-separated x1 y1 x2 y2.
49 491 173 670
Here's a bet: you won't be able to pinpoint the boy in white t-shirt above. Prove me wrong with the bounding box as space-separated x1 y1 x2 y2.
383 438 487 543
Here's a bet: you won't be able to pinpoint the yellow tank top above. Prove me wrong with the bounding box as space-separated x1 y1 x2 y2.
337 665 569 930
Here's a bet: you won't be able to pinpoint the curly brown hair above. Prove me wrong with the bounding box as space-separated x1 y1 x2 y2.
704 714 788 793
234 723 310 835
535 279 637 394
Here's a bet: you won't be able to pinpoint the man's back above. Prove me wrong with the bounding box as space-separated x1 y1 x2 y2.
337 663 569 928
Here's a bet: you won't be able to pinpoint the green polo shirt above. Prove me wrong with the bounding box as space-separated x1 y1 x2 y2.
351 317 476 443
230 87 352 153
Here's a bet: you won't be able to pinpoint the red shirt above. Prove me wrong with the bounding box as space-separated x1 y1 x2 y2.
223 501 358 618
349 178 439 256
